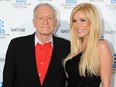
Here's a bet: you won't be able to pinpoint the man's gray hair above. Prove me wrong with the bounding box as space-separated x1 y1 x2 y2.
33 3 57 19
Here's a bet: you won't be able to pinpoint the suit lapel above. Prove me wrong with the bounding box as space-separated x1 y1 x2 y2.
25 33 41 86
42 36 59 85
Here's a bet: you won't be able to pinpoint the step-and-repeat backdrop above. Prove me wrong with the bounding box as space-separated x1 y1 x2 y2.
0 0 116 87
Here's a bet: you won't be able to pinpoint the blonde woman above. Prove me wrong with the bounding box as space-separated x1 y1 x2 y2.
64 3 113 87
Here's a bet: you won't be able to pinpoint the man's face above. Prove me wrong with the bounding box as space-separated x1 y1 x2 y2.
33 6 57 36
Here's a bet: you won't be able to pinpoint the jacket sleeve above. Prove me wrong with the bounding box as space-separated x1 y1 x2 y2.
2 39 16 87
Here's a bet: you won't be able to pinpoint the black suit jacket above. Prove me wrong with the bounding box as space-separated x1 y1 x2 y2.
2 33 70 87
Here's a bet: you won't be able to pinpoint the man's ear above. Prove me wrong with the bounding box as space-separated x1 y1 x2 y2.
32 19 35 27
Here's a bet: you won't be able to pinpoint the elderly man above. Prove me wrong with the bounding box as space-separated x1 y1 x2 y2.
2 3 70 87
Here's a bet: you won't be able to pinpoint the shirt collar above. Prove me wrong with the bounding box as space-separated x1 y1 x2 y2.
35 34 53 47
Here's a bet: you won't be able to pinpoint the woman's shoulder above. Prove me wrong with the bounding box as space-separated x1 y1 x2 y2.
98 39 111 54
98 39 109 48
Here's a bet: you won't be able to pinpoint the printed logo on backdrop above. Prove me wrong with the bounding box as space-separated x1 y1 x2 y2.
106 0 116 10
89 0 104 2
11 28 25 32
105 30 116 34
0 0 10 1
112 54 116 74
38 0 52 1
66 0 77 3
16 0 26 2
11 0 31 8
0 20 5 33
0 57 5 62
0 82 2 87
0 19 10 39
111 0 116 3
113 54 116 69
61 0 77 9
58 20 70 40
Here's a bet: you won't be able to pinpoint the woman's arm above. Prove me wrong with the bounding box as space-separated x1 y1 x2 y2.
98 40 113 87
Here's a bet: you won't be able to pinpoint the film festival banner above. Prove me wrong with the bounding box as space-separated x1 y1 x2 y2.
0 0 116 87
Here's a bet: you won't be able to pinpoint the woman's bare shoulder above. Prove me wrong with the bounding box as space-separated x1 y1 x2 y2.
98 39 110 50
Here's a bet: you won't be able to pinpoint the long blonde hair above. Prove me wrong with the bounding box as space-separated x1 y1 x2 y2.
64 3 101 77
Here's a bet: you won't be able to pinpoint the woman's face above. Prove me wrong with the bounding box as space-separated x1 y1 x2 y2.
72 11 90 39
